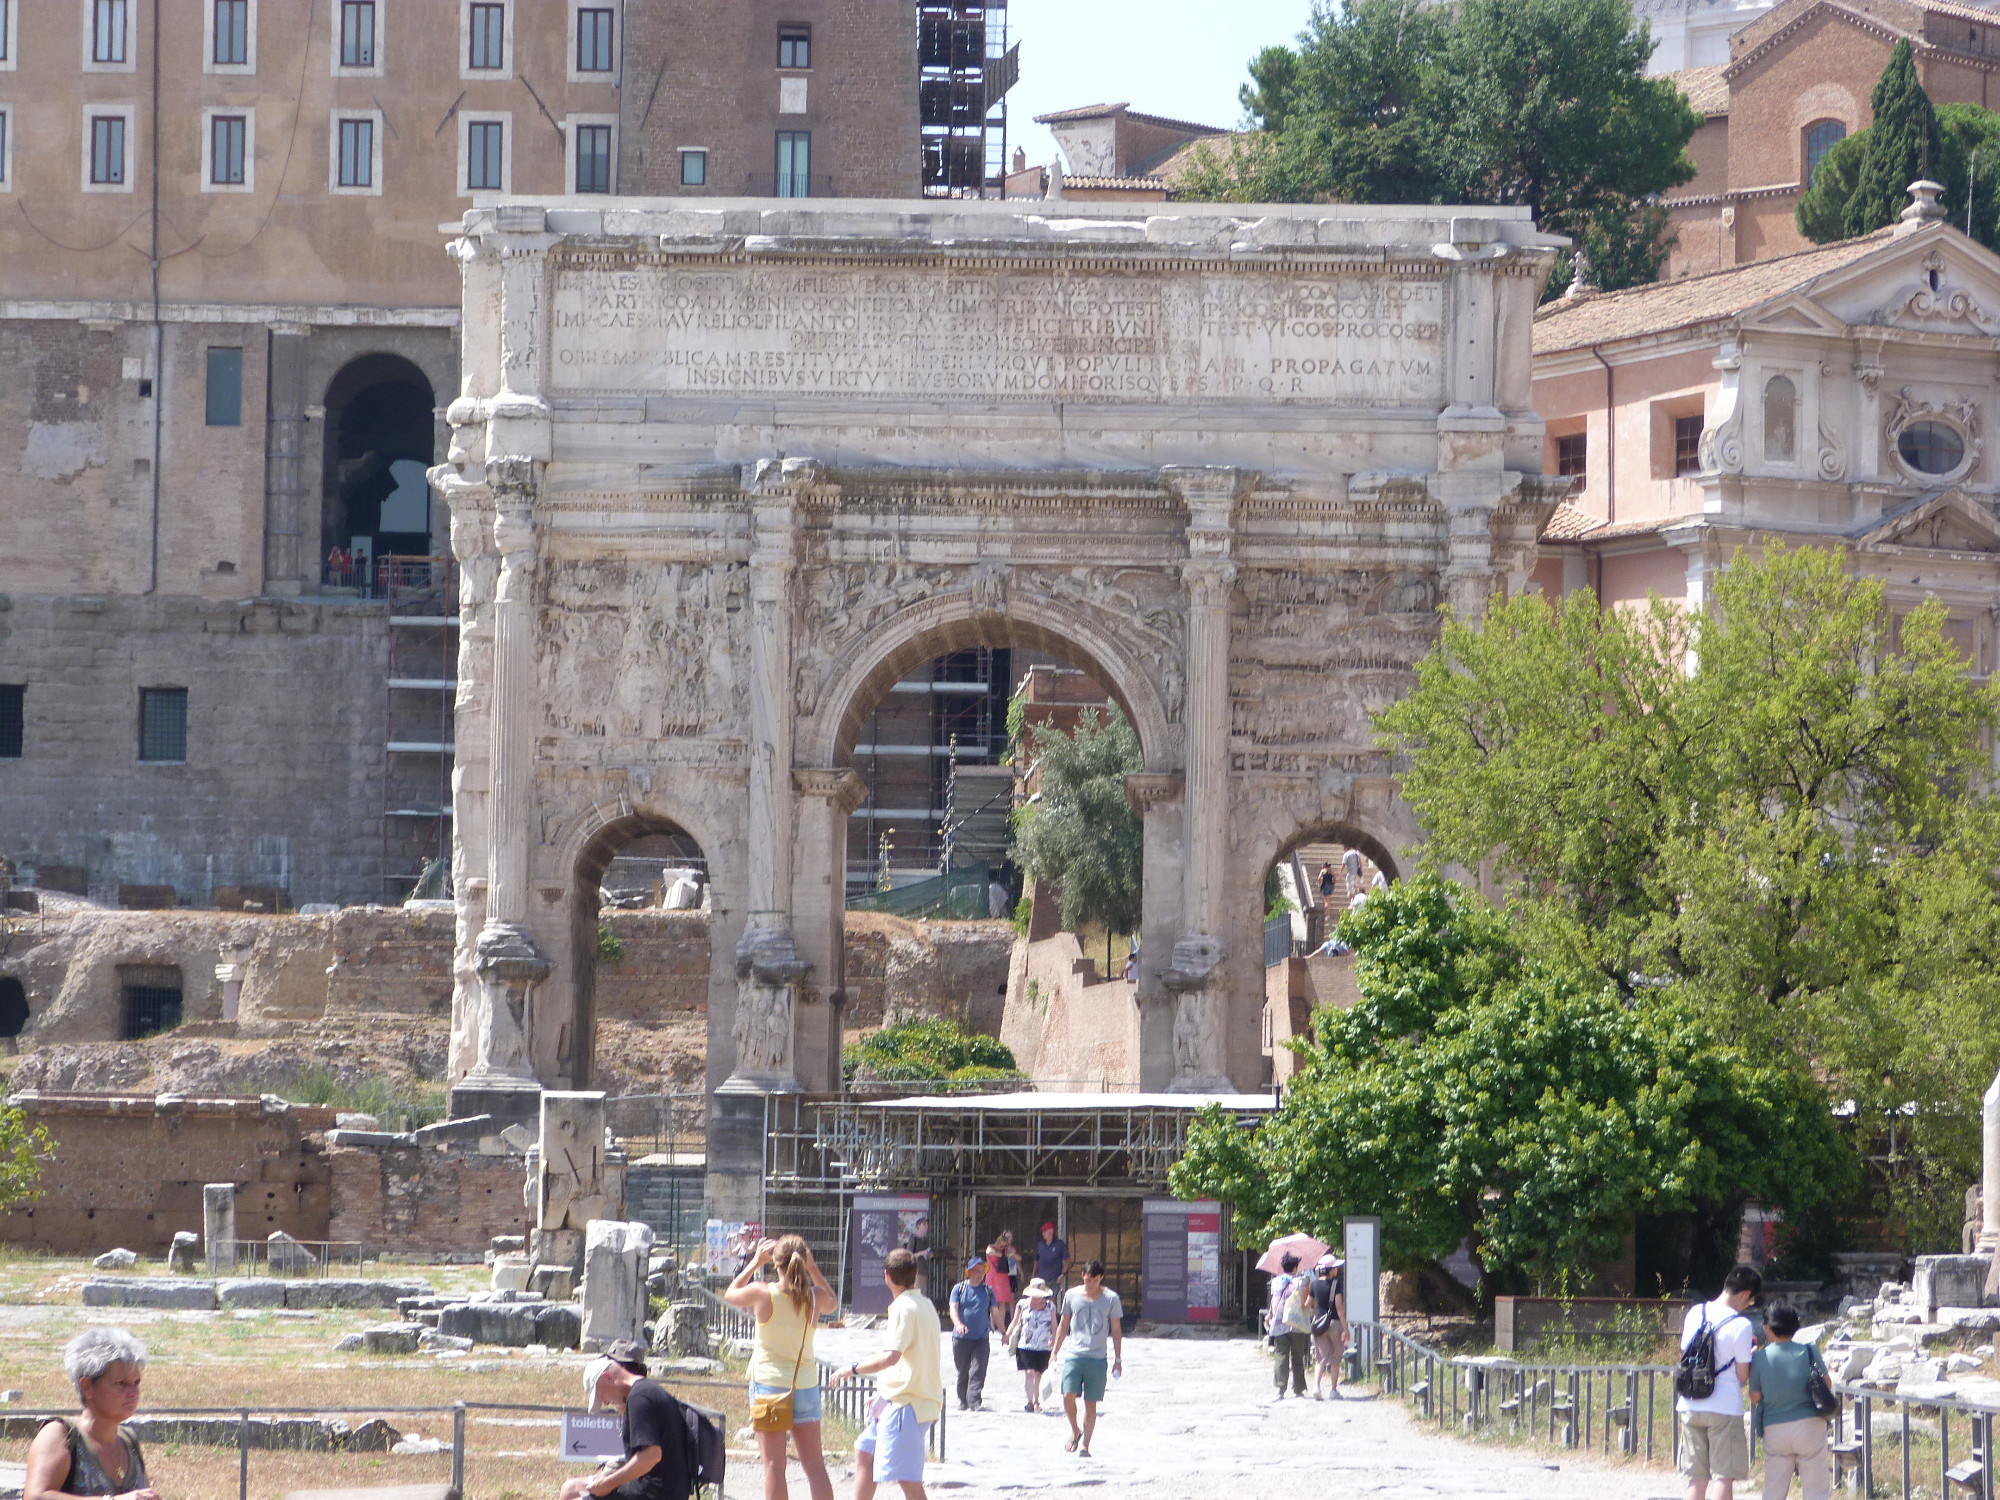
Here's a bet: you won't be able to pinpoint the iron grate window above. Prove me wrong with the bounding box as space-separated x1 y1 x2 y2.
0 685 21 759
338 117 374 187
469 2 505 68
1674 415 1704 476
210 115 246 185
1556 433 1587 479
120 969 182 1039
340 0 375 66
139 687 187 762
468 120 504 190
90 116 125 184
576 124 611 192
93 0 127 63
577 7 613 71
213 0 247 64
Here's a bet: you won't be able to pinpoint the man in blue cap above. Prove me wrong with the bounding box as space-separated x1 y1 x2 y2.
948 1256 1001 1411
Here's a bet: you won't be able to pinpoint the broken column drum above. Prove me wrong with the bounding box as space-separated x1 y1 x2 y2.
203 1183 237 1272
529 1090 608 1273
432 199 1566 1209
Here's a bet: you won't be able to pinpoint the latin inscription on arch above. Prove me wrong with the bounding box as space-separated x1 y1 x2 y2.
549 263 1446 406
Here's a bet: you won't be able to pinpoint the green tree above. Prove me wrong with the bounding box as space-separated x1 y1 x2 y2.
1798 102 2000 249
1239 44 1300 131
1169 875 1855 1288
1010 704 1144 936
0 1106 52 1212
1373 546 2000 1249
1844 40 1944 237
1179 0 1698 292
843 1018 1022 1088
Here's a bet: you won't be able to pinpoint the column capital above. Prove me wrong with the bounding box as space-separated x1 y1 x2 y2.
1122 770 1184 817
1182 557 1237 611
794 766 868 814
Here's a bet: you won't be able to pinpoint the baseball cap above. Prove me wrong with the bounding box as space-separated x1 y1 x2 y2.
1040 1222 1056 1234
583 1355 616 1411
966 1256 985 1270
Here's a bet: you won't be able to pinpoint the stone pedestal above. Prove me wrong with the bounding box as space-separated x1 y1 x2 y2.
203 1183 237 1272
450 1082 542 1128
214 963 244 1022
705 1091 769 1226
579 1219 656 1352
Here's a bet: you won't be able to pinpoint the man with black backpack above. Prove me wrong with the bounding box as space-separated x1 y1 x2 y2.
1675 1265 1762 1500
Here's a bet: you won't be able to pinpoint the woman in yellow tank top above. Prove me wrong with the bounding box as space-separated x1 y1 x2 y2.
724 1235 837 1500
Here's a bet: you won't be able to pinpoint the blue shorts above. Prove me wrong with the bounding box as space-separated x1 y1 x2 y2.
1060 1355 1108 1402
856 1401 930 1483
750 1382 823 1424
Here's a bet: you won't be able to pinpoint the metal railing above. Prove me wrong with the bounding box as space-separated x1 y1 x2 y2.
205 1239 370 1277
815 1358 945 1460
1355 1321 2000 1497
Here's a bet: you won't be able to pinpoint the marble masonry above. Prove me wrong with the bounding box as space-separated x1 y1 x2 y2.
430 197 1568 1216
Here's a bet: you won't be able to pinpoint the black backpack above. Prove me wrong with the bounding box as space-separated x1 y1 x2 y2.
1674 1308 1743 1400
682 1402 726 1497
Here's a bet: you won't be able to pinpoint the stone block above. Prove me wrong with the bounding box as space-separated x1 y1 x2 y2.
535 1303 582 1349
332 1333 364 1352
92 1249 138 1270
166 1232 201 1274
284 1279 431 1311
203 1183 237 1272
362 1324 422 1355
218 1278 288 1309
1939 1307 2000 1331
266 1232 317 1273
345 1418 401 1452
419 1331 473 1352
579 1219 653 1352
1834 1343 1883 1381
492 1256 530 1293
661 1302 709 1357
80 1279 217 1310
1914 1256 1991 1314
529 1265 572 1300
437 1302 538 1346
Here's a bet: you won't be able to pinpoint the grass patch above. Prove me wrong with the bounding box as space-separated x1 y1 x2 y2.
280 1065 447 1129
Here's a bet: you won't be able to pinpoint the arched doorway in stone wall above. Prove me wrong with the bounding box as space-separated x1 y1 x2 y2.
320 353 436 588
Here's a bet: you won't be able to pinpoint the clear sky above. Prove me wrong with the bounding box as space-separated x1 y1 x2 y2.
1002 0 1320 172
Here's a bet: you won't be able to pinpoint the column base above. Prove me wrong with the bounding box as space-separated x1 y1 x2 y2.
450 1080 542 1127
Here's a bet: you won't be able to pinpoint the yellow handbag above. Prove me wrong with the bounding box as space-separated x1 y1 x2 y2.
751 1325 807 1433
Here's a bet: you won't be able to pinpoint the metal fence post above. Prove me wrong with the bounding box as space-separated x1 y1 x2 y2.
452 1401 466 1497
238 1408 249 1500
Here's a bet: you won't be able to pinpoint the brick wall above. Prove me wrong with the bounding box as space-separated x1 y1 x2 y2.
325 905 457 1017
0 1093 336 1254
592 910 711 1022
326 1144 529 1255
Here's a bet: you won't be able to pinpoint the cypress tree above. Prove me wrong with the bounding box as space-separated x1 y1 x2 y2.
1844 40 1944 236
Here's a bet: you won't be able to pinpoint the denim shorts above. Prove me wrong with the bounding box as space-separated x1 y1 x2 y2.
750 1381 823 1424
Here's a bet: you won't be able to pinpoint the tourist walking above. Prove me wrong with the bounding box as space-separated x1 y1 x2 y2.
26 1329 160 1500
949 1257 1001 1411
829 1249 943 1500
566 1339 696 1500
986 1232 1019 1306
1307 1252 1347 1400
1340 847 1362 894
1267 1253 1312 1400
1032 1221 1069 1289
724 1236 837 1500
1677 1264 1761 1500
1317 863 1336 902
1007 1277 1059 1412
1048 1260 1124 1457
1749 1306 1832 1500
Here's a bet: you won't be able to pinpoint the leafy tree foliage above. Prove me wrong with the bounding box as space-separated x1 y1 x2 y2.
1799 101 2000 249
1373 546 2000 1249
1239 45 1300 131
843 1018 1021 1088
1846 41 1944 238
1010 704 1144 936
1170 876 1854 1287
1178 0 1699 292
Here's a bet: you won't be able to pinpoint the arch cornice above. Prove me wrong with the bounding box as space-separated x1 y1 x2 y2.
797 586 1182 774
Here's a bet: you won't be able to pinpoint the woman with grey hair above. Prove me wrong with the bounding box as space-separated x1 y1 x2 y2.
25 1328 159 1500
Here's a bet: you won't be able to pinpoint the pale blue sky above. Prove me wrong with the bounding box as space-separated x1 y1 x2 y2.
1004 0 1321 171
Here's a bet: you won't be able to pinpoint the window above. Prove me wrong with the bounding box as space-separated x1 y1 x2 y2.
467 118 505 190
213 0 247 64
92 0 127 63
778 25 810 68
0 685 21 759
1674 414 1704 476
0 110 10 191
680 148 706 187
776 130 811 197
339 0 375 67
1899 420 1966 475
90 115 126 185
206 347 243 426
338 116 374 188
209 114 246 186
575 123 611 192
1805 120 1845 188
119 966 182 1039
469 2 505 68
1762 375 1797 462
0 0 14 67
139 688 188 762
1555 432 1587 479
577 6 613 71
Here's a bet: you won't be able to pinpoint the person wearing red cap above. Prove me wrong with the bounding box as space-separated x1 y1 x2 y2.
1031 1222 1068 1290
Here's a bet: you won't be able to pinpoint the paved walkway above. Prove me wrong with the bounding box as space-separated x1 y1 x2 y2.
785 1328 1683 1500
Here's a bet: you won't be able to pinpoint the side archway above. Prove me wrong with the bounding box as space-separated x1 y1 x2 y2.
320 353 437 584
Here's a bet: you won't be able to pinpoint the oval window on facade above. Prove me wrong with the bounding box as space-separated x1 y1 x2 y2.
1898 420 1966 475
1763 375 1797 462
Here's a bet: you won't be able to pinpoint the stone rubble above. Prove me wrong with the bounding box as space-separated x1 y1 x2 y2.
91 1249 137 1270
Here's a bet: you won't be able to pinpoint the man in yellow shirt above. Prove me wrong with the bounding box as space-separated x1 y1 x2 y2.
829 1248 942 1500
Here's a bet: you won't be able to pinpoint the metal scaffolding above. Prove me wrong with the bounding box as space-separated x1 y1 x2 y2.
919 0 1016 197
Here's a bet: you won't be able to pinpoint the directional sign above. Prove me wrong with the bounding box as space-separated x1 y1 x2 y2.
561 1411 624 1462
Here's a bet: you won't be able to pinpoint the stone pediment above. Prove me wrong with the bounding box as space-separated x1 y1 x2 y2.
1855 488 2000 554
1811 235 2000 338
1738 294 1848 337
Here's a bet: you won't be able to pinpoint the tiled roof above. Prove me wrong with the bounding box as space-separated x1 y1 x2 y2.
1031 102 1229 136
1540 504 1605 541
1532 231 1892 352
1053 175 1167 192
1154 132 1260 186
1670 63 1731 116
1034 102 1131 124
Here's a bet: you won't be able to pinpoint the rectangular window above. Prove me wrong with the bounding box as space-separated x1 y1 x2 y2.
340 0 375 66
778 25 810 69
93 0 127 63
213 0 247 64
90 116 125 184
338 117 373 187
577 6 613 71
1556 433 1587 479
468 119 504 189
1674 414 1704 476
680 148 706 187
575 123 611 192
139 688 188 763
120 967 183 1038
1 0 11 63
776 130 810 197
209 114 246 185
0 684 21 759
0 111 9 188
206 347 243 426
469 2 505 68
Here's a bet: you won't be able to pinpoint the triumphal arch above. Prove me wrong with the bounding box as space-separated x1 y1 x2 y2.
431 197 1564 1209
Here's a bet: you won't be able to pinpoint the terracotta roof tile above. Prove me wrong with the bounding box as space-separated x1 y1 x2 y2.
1670 64 1731 115
1155 132 1260 186
1033 102 1131 124
1532 230 1893 352
1053 175 1167 192
1540 503 1605 541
